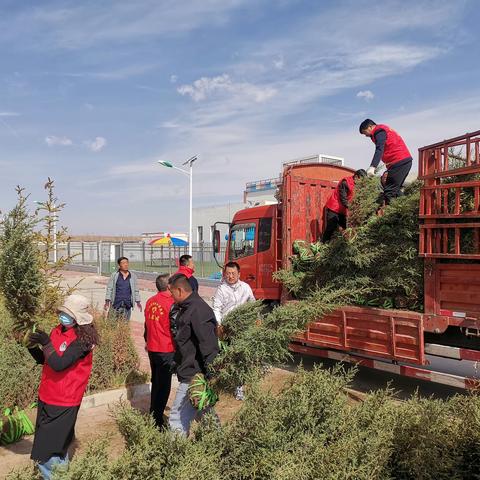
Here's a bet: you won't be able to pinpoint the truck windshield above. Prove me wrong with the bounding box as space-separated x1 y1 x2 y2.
229 223 256 259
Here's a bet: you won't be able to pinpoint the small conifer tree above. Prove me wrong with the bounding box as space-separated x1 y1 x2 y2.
0 187 44 333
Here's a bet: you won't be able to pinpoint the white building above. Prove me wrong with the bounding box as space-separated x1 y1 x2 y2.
192 202 245 244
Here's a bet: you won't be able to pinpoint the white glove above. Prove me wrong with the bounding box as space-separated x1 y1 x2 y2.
367 166 376 177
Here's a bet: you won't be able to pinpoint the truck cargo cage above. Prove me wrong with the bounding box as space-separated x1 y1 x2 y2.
419 130 480 260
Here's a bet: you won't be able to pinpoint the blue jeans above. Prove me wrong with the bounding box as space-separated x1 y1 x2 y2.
169 381 218 436
38 454 69 479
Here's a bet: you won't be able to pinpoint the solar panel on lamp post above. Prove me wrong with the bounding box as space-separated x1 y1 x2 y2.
157 156 197 255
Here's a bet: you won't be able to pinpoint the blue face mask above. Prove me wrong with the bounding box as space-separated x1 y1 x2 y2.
59 312 75 327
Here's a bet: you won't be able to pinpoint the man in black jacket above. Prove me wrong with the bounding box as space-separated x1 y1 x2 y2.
167 273 219 436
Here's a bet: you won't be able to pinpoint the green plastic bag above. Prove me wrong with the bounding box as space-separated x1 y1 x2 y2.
0 404 36 445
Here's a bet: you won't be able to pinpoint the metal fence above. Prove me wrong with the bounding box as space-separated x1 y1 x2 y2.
62 241 227 279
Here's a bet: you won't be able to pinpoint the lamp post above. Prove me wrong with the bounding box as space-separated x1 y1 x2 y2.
158 155 197 255
33 200 57 263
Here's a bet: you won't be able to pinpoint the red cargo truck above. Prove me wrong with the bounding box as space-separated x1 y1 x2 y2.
213 130 480 389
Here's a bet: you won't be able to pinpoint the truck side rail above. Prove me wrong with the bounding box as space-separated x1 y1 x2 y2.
419 130 480 260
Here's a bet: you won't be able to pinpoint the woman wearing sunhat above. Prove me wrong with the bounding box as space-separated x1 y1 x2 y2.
27 294 99 479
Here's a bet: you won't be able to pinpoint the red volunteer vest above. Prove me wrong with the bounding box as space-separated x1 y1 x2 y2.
371 124 411 168
325 175 355 215
144 291 175 352
38 325 93 407
176 265 194 278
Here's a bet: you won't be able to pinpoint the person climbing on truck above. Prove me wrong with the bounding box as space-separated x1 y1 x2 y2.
359 119 412 206
322 169 366 242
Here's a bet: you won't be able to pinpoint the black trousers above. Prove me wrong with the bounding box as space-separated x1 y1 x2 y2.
31 400 80 463
379 158 412 205
322 208 347 242
148 351 175 428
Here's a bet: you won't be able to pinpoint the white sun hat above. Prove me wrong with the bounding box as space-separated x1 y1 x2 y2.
58 294 93 326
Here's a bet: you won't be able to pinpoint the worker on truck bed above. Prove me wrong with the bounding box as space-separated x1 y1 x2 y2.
322 169 367 242
359 119 412 205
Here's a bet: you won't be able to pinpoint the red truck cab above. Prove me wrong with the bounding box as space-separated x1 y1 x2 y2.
226 204 279 300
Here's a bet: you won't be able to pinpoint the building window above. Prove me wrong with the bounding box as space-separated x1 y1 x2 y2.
197 226 203 243
258 217 272 252
210 225 215 243
229 223 256 260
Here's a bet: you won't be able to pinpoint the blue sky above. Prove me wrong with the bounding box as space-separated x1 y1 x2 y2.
1 0 479 235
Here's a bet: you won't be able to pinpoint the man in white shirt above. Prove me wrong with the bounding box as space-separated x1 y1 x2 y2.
213 262 255 325
212 261 255 401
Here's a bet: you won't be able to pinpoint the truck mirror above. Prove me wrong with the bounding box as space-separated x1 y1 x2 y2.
213 230 221 254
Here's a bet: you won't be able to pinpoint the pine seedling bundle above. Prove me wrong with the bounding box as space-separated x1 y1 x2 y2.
277 179 424 311
211 287 365 394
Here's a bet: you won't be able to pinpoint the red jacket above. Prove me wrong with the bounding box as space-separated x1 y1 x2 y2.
176 265 194 278
38 326 93 407
144 291 175 352
325 175 355 215
371 124 411 168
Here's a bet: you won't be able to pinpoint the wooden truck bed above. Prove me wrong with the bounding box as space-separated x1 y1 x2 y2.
287 131 480 389
291 305 425 365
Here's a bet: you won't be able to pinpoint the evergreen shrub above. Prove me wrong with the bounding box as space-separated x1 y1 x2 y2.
7 366 480 480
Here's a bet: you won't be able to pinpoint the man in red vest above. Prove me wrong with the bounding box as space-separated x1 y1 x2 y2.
322 169 366 242
175 254 199 292
144 273 175 428
359 119 412 205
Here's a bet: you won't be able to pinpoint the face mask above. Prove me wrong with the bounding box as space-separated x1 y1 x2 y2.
59 312 75 327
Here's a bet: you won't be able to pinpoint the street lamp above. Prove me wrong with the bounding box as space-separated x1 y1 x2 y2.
33 200 57 263
157 155 197 255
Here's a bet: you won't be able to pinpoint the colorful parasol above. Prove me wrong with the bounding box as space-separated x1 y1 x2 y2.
149 235 188 247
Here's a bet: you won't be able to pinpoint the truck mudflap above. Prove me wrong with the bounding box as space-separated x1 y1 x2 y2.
291 306 426 365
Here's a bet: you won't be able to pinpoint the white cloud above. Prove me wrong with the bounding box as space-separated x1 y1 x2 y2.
45 135 73 147
0 111 20 117
85 136 107 152
357 90 375 101
177 74 277 103
170 74 178 83
60 64 155 80
161 121 180 129
273 56 284 70
169 1 456 148
2 1 249 50
109 163 157 176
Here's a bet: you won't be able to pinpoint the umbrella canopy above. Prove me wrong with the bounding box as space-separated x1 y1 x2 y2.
149 236 188 247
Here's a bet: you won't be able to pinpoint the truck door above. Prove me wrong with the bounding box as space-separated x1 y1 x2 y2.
257 217 279 299
228 221 258 290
